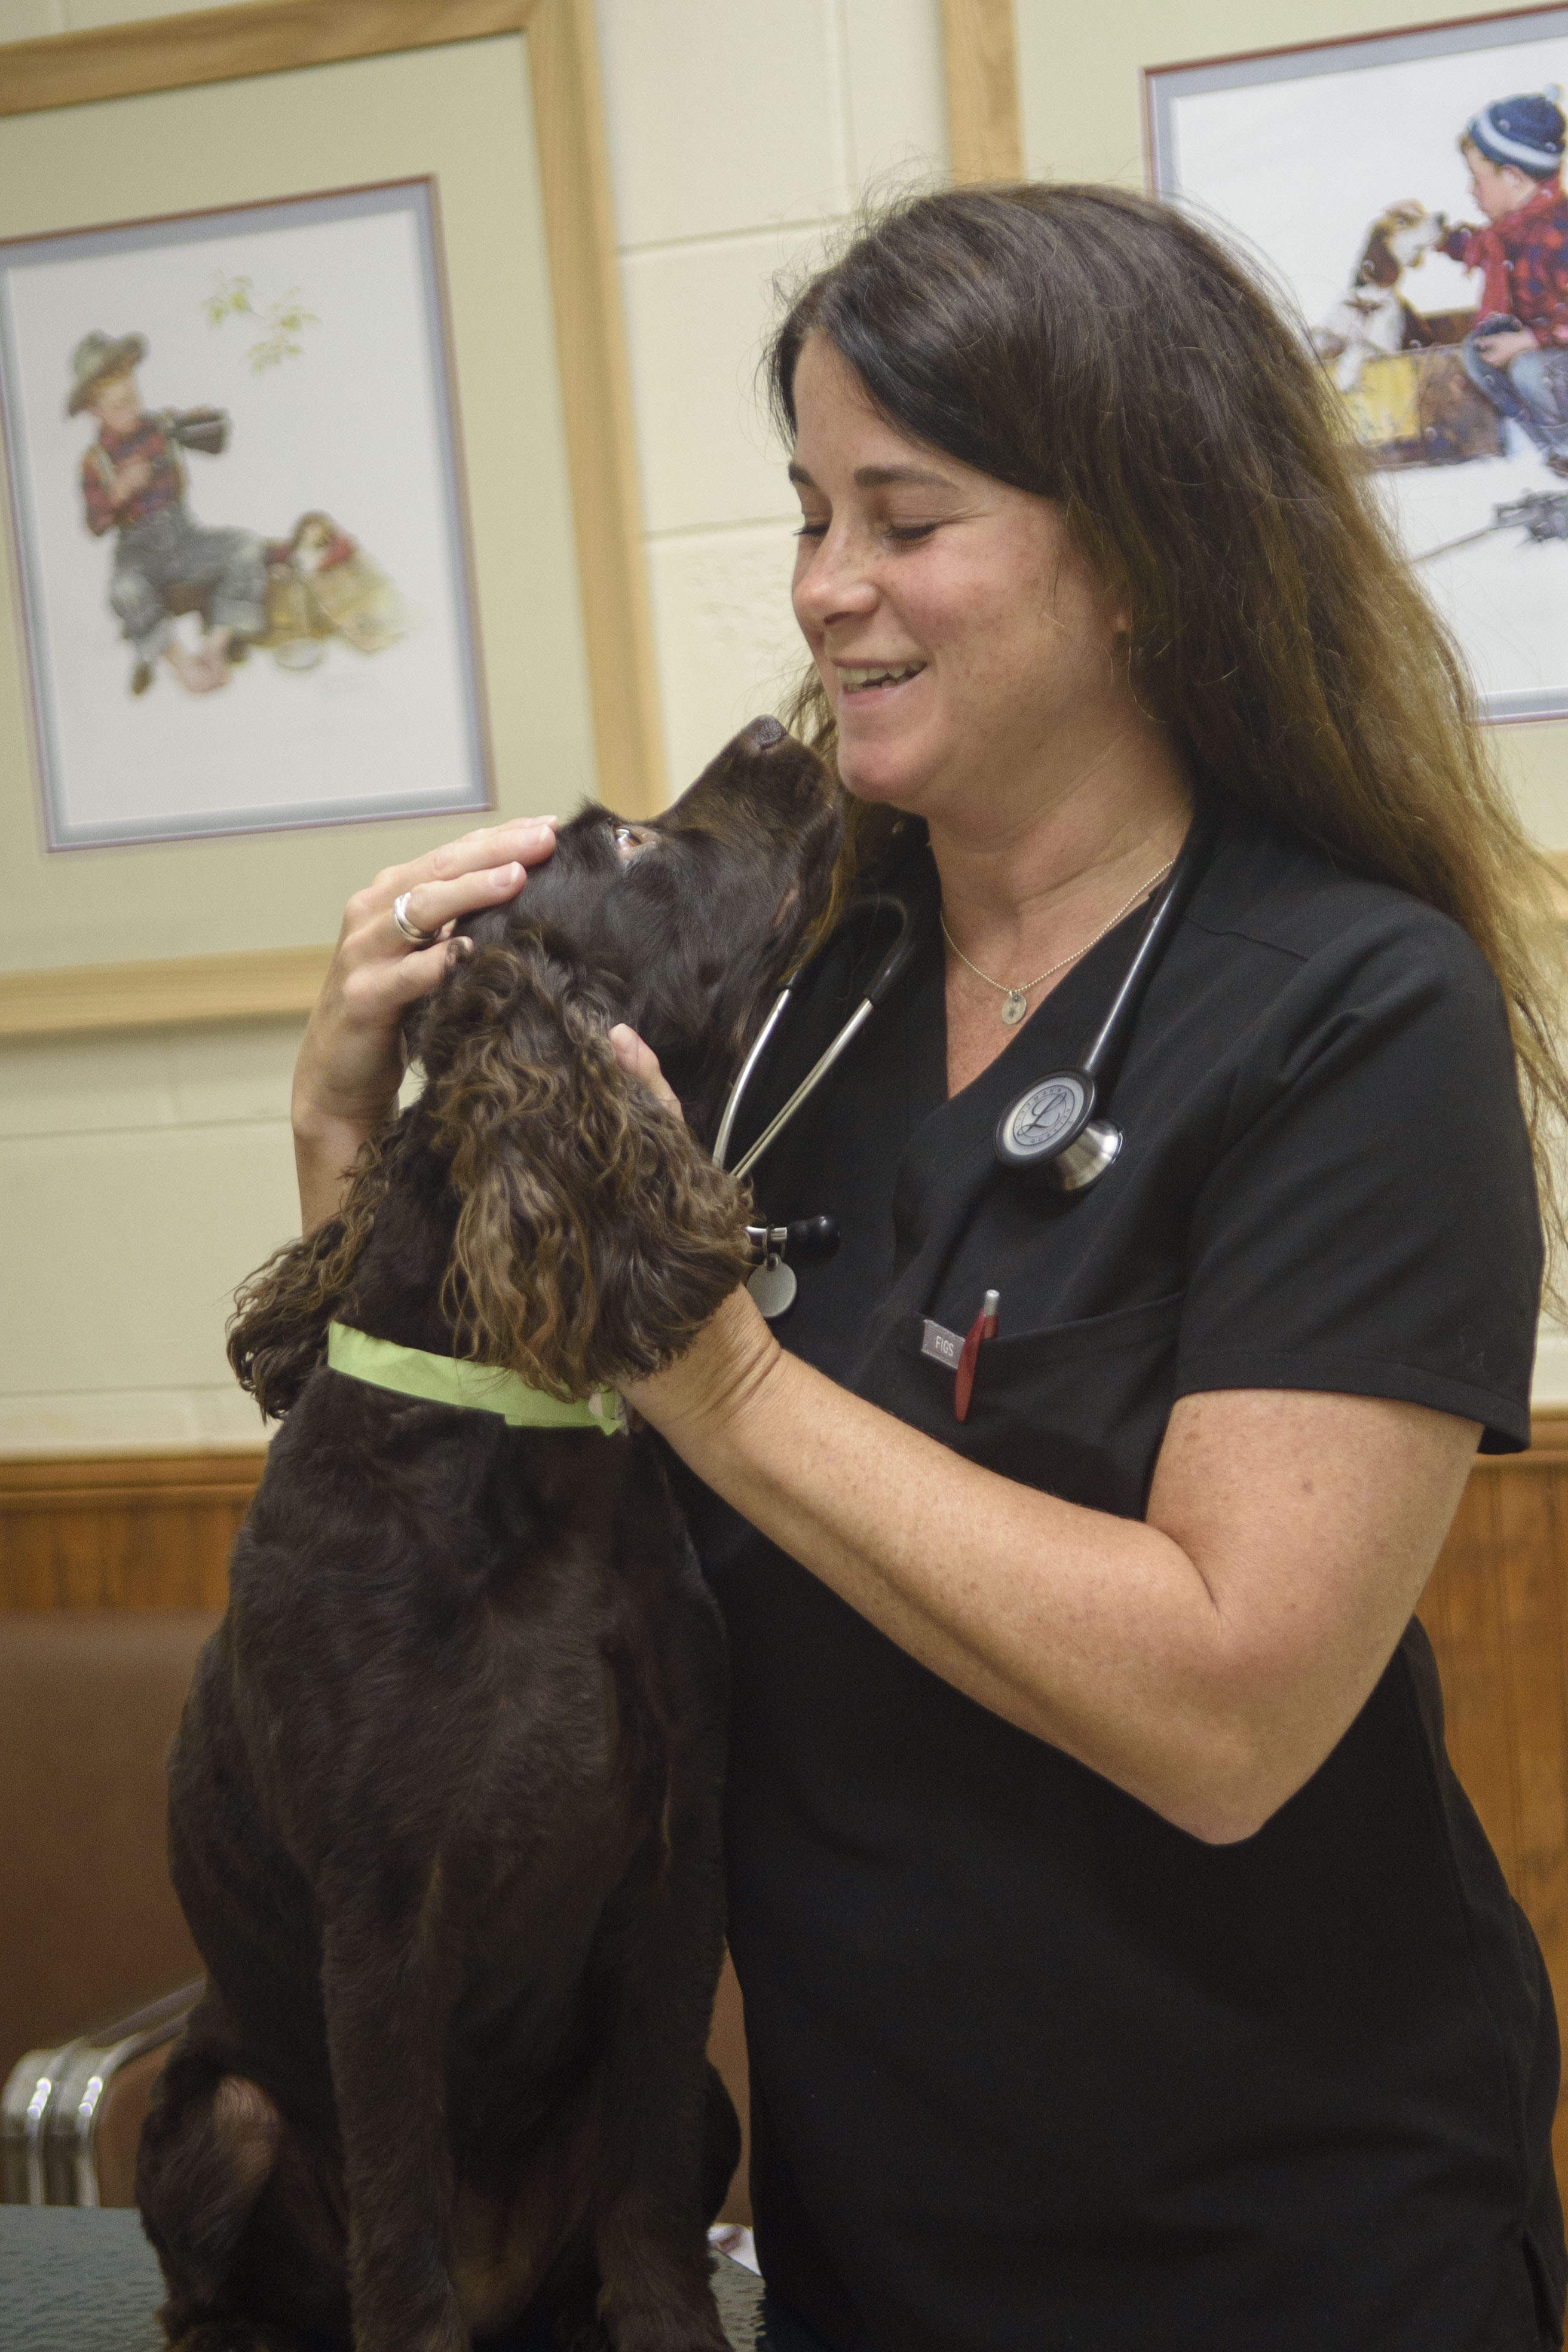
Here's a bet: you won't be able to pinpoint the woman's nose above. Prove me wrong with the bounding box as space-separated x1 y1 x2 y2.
792 529 878 632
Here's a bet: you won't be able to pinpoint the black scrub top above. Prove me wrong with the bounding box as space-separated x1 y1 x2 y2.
675 797 1566 2352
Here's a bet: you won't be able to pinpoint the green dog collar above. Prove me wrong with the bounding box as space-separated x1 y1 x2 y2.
326 1321 625 1435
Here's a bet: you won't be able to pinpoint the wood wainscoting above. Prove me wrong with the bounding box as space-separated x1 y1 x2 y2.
8 1425 1568 2165
0 1450 265 1610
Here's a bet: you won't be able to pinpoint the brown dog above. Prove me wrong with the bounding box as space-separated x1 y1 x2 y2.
136 718 842 2351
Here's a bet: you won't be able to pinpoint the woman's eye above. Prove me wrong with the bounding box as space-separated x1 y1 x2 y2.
887 523 939 544
795 519 829 540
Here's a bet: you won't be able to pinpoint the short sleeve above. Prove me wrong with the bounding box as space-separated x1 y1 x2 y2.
1174 911 1542 1452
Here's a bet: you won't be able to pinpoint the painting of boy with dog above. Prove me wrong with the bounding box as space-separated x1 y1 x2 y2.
70 327 264 697
0 179 488 847
1441 93 1568 471
1150 11 1568 726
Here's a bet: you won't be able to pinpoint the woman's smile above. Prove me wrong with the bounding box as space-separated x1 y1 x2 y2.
832 659 926 700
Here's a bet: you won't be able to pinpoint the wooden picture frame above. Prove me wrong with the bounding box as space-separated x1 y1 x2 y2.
941 0 1024 183
0 0 657 1038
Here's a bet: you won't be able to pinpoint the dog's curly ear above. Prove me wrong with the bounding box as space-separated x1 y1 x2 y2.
422 944 752 1397
226 1121 399 1419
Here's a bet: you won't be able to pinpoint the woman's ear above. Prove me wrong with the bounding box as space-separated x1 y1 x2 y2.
424 944 752 1397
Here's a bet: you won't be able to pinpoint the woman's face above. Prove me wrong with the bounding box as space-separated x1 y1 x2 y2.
788 333 1132 834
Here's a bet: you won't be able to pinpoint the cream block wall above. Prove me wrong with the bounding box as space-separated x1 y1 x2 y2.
597 0 949 791
0 0 948 1453
0 1019 305 1451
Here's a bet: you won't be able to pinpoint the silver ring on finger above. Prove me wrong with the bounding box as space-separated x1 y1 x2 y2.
392 891 443 948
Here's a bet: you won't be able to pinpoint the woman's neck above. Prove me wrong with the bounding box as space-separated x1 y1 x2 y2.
929 721 1193 1101
929 724 1193 965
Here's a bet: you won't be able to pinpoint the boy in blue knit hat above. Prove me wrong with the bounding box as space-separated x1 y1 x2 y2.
1443 91 1568 470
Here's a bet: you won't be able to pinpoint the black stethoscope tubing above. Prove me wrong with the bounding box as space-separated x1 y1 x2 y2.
713 804 1218 1310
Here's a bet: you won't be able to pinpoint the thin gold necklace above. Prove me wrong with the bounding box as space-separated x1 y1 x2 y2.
941 857 1177 1027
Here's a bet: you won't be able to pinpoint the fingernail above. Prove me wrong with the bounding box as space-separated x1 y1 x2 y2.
498 863 521 884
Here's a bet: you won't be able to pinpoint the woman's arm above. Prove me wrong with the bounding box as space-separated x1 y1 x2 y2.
292 816 559 1233
622 1285 1478 1845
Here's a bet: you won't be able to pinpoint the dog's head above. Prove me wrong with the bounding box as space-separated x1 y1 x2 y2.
390 718 843 1398
1356 202 1444 287
428 715 843 1148
231 719 841 1414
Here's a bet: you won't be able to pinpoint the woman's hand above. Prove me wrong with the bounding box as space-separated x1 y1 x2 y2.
606 1025 783 1435
293 815 558 1232
621 1284 783 1445
607 1024 682 1119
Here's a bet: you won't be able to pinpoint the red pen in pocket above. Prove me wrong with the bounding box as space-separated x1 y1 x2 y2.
953 1290 1000 1423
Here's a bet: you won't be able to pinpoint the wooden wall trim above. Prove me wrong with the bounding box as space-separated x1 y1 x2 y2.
0 1448 266 1610
528 0 666 813
941 0 1023 183
1511 1407 1568 1455
0 946 332 1039
0 1451 267 1509
0 0 543 118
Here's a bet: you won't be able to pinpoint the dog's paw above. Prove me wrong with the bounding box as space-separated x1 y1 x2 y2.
598 2311 731 2352
169 2323 305 2352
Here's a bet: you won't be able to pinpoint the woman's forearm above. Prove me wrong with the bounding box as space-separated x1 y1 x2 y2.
631 1292 1244 1832
293 1100 379 1236
629 1291 1477 1844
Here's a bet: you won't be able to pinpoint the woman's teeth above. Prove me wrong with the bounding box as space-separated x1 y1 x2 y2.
838 663 923 690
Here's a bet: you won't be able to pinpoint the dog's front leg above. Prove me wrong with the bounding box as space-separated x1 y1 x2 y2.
593 1626 733 2352
320 1878 464 2352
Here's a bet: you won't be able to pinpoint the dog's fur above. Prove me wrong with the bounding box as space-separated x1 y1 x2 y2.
1312 202 1448 392
135 718 842 2352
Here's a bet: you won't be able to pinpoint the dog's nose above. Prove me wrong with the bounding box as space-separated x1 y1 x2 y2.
742 716 787 750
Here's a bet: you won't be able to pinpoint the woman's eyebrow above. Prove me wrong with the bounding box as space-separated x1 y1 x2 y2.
786 461 960 490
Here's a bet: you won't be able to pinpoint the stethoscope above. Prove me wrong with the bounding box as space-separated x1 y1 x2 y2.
715 806 1218 1318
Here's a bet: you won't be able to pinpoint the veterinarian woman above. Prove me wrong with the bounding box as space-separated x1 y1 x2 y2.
292 187 1568 2351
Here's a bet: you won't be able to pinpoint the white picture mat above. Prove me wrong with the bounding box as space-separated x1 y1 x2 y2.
1150 10 1568 721
0 180 486 846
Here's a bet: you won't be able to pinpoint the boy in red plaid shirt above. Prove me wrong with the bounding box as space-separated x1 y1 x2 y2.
1446 93 1568 473
71 330 266 694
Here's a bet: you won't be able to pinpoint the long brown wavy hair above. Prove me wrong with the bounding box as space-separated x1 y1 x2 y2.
768 182 1568 1279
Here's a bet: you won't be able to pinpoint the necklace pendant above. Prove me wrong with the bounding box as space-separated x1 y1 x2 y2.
1000 989 1027 1026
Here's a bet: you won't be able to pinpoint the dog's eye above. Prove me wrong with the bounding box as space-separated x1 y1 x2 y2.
613 825 654 860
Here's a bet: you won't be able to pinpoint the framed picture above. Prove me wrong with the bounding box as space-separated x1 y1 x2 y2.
1 177 489 850
0 0 657 1033
1147 5 1568 726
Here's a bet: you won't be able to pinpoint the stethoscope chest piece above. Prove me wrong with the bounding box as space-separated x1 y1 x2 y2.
994 1071 1123 1193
